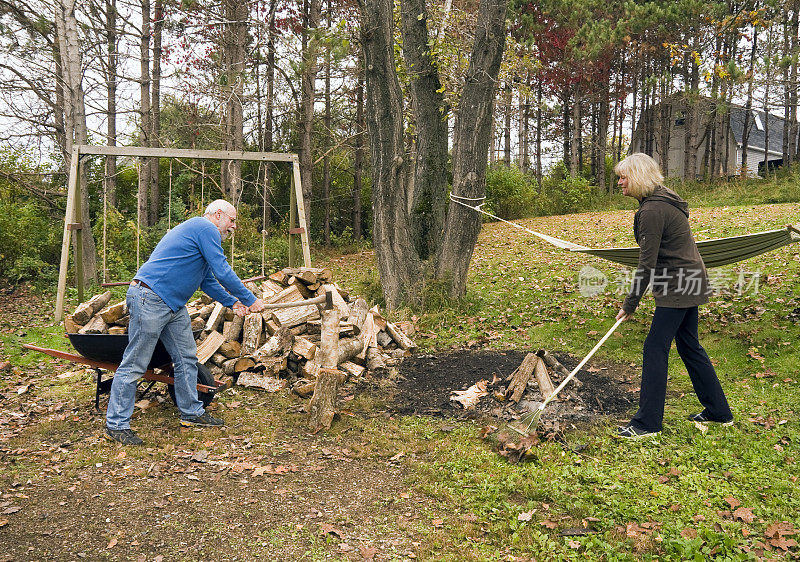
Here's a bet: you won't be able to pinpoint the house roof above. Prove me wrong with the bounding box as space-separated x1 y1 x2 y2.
729 105 787 154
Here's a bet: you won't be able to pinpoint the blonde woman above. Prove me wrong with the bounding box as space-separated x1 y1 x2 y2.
614 153 732 439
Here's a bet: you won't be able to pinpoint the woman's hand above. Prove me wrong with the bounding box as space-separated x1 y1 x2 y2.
616 308 631 321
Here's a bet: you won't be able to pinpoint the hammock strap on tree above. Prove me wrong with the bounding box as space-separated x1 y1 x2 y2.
448 193 800 269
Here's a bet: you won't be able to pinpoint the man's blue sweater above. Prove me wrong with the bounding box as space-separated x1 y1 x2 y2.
134 216 256 311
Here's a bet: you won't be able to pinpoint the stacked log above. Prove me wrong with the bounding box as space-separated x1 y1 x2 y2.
64 268 417 393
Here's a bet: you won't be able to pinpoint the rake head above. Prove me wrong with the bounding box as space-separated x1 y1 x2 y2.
507 408 544 436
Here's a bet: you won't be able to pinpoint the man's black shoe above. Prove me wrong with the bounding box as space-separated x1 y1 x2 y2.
180 412 224 427
688 412 733 426
105 427 144 445
615 425 660 440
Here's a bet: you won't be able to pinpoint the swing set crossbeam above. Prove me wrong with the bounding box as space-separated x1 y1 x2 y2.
55 144 311 322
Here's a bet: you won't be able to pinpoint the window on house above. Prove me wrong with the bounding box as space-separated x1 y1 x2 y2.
753 111 764 131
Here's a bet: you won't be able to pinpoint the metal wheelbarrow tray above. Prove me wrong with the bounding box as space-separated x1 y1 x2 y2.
23 333 222 409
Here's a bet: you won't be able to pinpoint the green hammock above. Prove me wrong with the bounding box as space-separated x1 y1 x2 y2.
448 194 800 268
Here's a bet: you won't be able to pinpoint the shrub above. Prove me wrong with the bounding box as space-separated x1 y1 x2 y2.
484 164 539 220
0 200 61 285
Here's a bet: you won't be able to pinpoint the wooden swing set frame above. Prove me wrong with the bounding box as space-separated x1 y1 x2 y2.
54 144 312 321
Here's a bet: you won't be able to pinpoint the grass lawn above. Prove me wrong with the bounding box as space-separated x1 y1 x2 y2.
1 200 799 560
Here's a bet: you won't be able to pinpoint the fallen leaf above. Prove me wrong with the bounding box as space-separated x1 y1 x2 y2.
319 523 344 538
733 507 755 523
724 496 741 509
680 528 698 539
432 519 444 528
359 544 378 560
517 510 535 522
765 521 797 538
541 519 558 529
2 507 21 515
16 385 29 395
693 421 708 434
107 538 118 549
190 450 209 463
0 519 8 527
769 537 798 551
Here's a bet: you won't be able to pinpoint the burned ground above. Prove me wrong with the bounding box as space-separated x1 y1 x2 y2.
388 349 640 427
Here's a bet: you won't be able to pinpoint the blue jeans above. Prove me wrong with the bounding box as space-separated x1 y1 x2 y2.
106 283 204 429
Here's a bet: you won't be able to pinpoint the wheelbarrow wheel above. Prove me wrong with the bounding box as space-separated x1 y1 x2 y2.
168 362 217 408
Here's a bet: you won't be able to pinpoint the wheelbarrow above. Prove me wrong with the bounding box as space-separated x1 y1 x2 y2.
23 333 222 410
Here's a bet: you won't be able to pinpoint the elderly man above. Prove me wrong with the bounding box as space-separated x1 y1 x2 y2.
105 200 265 445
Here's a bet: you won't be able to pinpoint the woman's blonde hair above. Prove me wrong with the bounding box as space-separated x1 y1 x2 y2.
614 153 664 199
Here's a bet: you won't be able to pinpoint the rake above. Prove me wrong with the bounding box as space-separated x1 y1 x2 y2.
509 317 625 435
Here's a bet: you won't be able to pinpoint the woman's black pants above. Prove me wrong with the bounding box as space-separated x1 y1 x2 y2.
630 306 732 432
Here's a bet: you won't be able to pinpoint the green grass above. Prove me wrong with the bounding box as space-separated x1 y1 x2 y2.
2 199 799 559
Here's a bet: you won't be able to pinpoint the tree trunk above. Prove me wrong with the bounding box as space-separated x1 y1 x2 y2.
535 79 542 187
300 0 321 232
222 0 247 204
570 90 581 176
741 30 757 176
105 0 118 208
138 0 151 227
436 0 507 299
596 77 610 193
358 0 421 308
149 0 162 223
399 0 450 261
55 0 97 284
353 61 364 242
503 82 512 165
322 0 332 246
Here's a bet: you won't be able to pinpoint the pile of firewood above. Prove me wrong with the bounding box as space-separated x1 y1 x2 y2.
64 268 417 395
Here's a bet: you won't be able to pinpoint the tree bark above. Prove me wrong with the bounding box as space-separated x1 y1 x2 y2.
399 0 450 261
436 0 507 299
149 0 162 223
353 60 364 242
105 0 118 208
300 0 321 232
358 0 421 308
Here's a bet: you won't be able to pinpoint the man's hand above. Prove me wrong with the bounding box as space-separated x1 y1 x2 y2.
616 308 631 321
248 298 265 313
232 301 248 317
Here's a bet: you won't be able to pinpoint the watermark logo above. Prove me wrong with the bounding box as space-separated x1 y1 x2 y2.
578 265 608 297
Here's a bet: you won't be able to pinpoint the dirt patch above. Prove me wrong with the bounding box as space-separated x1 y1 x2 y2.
389 349 640 426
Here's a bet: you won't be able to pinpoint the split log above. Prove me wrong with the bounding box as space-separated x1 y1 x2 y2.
268 269 289 285
223 308 235 322
292 335 318 361
237 370 285 392
78 315 108 334
321 284 349 319
337 337 364 364
349 298 369 336
222 315 244 341
255 356 287 376
271 302 319 328
264 284 303 305
306 320 354 337
196 331 225 364
254 328 293 360
108 326 127 335
308 308 341 432
210 352 227 366
241 313 263 356
190 317 206 332
534 357 555 400
340 361 365 378
199 294 214 305
507 353 537 403
356 313 376 361
376 330 392 348
64 316 80 333
221 358 238 376
99 302 127 324
204 302 225 333
261 279 284 299
299 267 332 282
234 356 256 372
289 278 315 299
115 315 129 327
244 281 260 296
365 346 386 371
72 291 112 325
370 306 387 331
537 349 570 378
301 360 320 379
264 319 280 335
195 304 215 320
386 322 416 351
218 341 242 358
291 268 318 285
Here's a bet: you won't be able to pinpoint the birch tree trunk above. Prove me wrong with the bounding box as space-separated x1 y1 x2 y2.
55 0 97 284
138 0 152 226
300 0 321 232
105 0 118 208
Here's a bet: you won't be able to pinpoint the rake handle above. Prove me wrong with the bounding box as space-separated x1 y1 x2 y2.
536 316 625 412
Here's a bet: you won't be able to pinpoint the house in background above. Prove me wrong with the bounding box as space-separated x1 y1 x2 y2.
630 95 794 178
